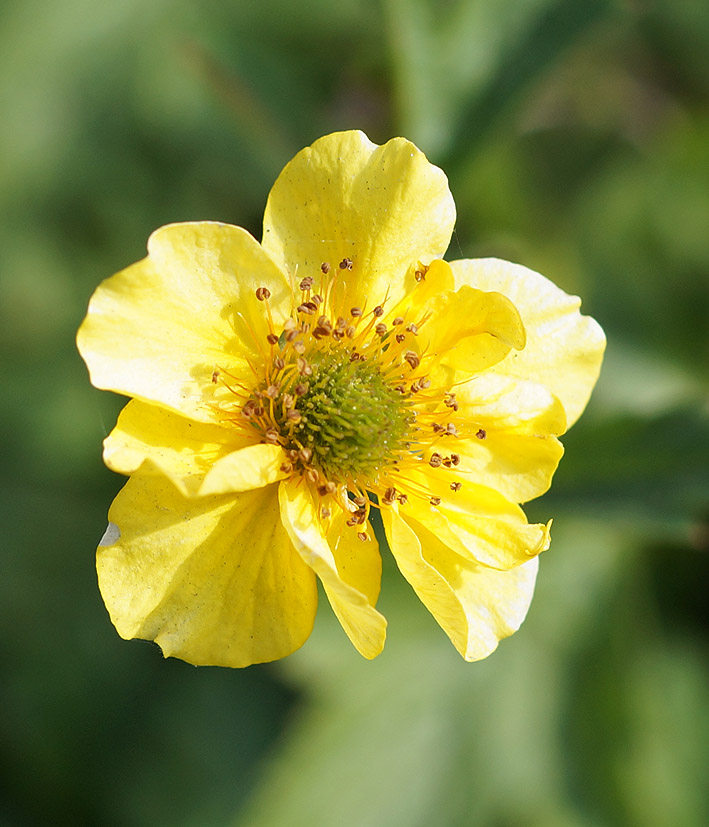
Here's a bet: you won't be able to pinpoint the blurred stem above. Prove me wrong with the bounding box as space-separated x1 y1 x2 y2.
180 38 292 177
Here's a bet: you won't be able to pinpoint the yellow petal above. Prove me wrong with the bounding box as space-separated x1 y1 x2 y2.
420 283 526 374
200 443 290 496
451 258 605 427
402 465 550 570
103 399 242 496
383 508 538 661
77 222 290 423
98 476 317 667
453 374 566 502
326 509 382 608
262 131 456 314
278 479 386 659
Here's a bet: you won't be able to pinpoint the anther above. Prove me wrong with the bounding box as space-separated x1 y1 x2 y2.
430 496 441 506
211 369 220 383
476 429 487 440
445 422 457 435
414 267 427 282
297 301 318 315
450 453 460 465
345 325 356 338
419 377 431 389
395 333 405 343
280 461 293 473
306 468 319 483
373 305 384 317
382 487 397 505
255 287 271 301
266 383 280 398
282 393 295 409
375 323 387 337
429 453 443 468
320 263 330 275
299 277 314 291
273 356 285 370
295 382 308 396
311 294 323 306
392 317 404 326
357 532 368 542
406 323 419 334
297 357 313 375
336 316 347 330
350 307 363 317
404 350 420 370
398 494 408 504
321 507 331 518
266 333 279 345
353 496 367 507
299 447 313 463
339 258 353 270
264 428 280 444
450 482 462 492
286 409 302 423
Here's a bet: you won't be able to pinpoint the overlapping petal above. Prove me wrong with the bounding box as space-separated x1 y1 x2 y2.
262 131 456 313
98 476 318 667
451 258 605 427
279 479 386 659
452 374 567 503
400 465 550 570
77 222 291 423
383 508 539 661
104 400 289 497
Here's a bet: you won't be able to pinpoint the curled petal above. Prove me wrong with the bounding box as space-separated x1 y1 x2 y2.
279 479 386 659
383 508 539 661
98 477 317 667
451 258 605 427
263 131 456 313
403 465 550 570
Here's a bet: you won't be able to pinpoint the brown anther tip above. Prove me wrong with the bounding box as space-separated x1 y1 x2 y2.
321 507 331 518
336 316 347 330
373 305 384 317
299 447 313 463
429 452 443 468
392 317 404 326
450 453 460 465
266 333 279 345
414 268 427 282
398 494 408 504
299 277 314 291
255 287 271 301
320 262 330 274
404 350 420 370
306 468 319 483
264 428 280 444
273 356 285 370
266 384 280 398
295 382 308 396
395 333 405 343
450 482 462 492
419 377 431 389
383 486 397 505
293 341 306 354
211 369 220 384
345 325 356 338
353 496 367 507
476 428 487 440
279 461 293 474
325 481 337 495
297 302 317 315
375 323 387 337
312 294 323 306
350 307 363 317
430 496 441 506
286 409 302 422
339 258 353 270
357 532 368 542
406 323 419 335
446 422 457 435
317 484 329 496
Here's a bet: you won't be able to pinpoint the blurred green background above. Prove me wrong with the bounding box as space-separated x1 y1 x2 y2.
1 0 708 824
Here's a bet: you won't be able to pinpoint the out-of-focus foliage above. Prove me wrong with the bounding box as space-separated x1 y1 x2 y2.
1 0 707 825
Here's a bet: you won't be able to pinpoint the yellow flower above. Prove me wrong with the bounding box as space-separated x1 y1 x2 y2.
77 131 605 667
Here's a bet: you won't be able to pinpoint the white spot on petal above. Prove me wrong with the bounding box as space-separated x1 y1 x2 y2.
99 522 121 547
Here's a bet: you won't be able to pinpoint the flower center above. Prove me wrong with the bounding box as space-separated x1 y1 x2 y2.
285 349 412 481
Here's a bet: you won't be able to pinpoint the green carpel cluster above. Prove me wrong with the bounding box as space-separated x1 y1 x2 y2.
291 350 411 480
